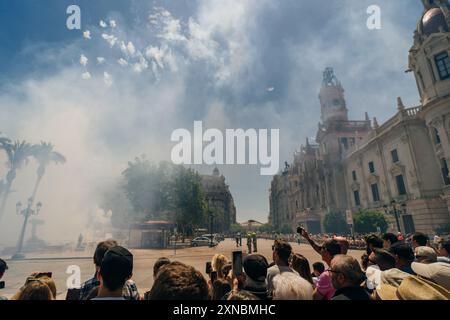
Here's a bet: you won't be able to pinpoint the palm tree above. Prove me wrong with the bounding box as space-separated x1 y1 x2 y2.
0 133 11 197
0 140 34 221
29 142 66 203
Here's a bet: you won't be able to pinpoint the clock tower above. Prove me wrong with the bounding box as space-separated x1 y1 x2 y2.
319 68 349 125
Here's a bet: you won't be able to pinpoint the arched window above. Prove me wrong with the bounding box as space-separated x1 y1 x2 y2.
434 127 441 144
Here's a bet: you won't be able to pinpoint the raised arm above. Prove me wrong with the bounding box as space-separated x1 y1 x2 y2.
300 229 322 255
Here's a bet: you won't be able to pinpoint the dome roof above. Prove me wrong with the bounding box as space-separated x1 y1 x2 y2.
422 7 449 36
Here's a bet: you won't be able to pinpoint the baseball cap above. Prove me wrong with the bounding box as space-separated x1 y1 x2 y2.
411 262 450 291
414 246 437 263
243 254 268 282
100 246 133 281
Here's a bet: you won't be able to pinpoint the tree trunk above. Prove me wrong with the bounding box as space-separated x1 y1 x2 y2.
30 171 44 204
0 180 12 222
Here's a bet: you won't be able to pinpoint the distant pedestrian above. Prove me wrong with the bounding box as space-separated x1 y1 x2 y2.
247 234 252 254
252 233 258 252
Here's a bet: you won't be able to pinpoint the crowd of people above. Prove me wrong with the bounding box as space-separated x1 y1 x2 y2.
0 232 449 300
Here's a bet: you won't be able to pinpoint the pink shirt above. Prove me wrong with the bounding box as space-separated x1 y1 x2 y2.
316 271 336 300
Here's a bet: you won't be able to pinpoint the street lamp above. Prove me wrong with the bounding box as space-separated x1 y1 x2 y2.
208 199 214 248
383 200 406 234
12 197 42 260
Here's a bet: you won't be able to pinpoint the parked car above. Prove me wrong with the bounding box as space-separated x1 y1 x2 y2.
191 236 218 247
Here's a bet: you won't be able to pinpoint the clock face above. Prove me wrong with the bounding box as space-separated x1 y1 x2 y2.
333 99 341 107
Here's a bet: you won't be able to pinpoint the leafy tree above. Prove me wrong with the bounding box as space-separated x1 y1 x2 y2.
258 223 274 233
121 157 172 219
172 166 207 236
278 224 293 234
353 209 388 234
119 158 211 235
99 180 134 228
323 212 349 235
230 223 245 234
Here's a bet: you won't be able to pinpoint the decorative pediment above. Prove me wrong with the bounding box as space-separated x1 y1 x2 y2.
435 143 444 157
389 162 405 177
351 181 360 191
430 117 444 128
367 173 379 185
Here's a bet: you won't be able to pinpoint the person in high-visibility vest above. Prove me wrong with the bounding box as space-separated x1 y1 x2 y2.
246 233 252 254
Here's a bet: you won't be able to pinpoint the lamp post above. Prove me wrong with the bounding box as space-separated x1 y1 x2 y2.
12 197 42 260
208 199 214 248
383 200 406 234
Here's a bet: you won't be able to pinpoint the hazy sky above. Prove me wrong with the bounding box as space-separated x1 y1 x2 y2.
0 0 426 244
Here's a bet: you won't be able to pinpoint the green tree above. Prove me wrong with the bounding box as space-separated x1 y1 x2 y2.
230 223 245 234
278 224 293 234
353 209 388 234
121 157 172 219
258 223 274 233
172 166 207 235
323 212 349 235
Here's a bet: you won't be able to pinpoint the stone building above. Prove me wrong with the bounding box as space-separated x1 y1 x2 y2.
201 167 237 233
269 0 450 235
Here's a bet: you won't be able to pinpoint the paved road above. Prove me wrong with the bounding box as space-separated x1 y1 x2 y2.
1 239 365 299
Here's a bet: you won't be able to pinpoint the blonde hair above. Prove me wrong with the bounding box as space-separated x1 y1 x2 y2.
211 254 229 278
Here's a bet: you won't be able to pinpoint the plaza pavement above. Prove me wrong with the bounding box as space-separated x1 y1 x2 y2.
0 238 365 300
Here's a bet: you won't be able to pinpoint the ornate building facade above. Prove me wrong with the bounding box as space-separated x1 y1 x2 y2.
201 167 237 233
269 0 450 234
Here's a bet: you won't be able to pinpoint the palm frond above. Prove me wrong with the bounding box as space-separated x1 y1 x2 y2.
32 141 66 166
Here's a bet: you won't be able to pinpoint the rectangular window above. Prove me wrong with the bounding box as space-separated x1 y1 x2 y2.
371 183 380 202
396 175 407 196
441 158 450 185
352 170 357 181
391 149 399 163
435 52 450 80
341 137 348 150
349 138 355 147
369 162 375 174
354 190 361 206
434 128 442 145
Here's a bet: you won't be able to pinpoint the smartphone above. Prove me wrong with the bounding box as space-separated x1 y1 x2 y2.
36 272 52 278
0 281 5 289
297 226 305 234
210 271 218 283
232 251 243 277
205 262 212 274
